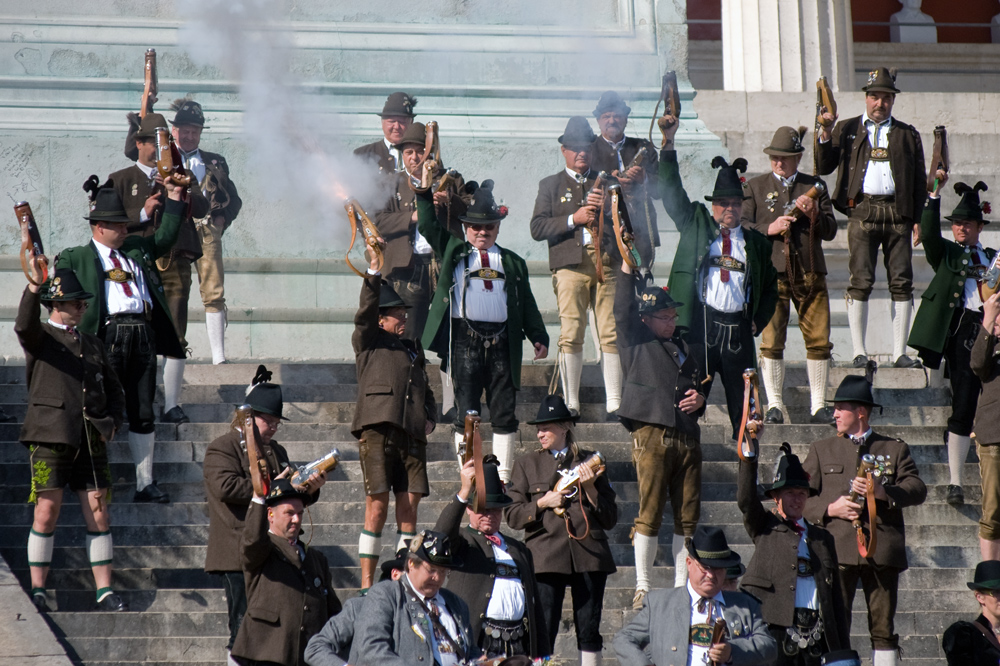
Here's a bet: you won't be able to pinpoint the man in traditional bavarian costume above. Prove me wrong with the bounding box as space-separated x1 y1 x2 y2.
942 560 1000 666
657 113 779 442
417 180 549 483
908 175 995 508
802 375 927 666
354 92 416 174
530 116 621 417
743 126 838 425
816 66 926 369
614 266 706 603
613 525 777 666
17 265 126 613
590 91 662 269
435 457 548 660
353 248 436 593
738 443 848 664
57 179 187 504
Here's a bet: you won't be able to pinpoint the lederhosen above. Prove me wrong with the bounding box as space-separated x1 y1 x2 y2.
480 559 530 658
772 555 825 665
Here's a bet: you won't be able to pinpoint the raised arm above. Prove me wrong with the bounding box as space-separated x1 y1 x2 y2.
240 499 272 572
352 272 382 353
737 458 769 540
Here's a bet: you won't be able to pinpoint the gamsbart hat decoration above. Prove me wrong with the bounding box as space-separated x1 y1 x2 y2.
459 180 507 224
706 156 750 202
862 66 900 95
946 181 991 224
765 442 818 498
82 176 132 224
245 364 288 420
169 98 207 127
763 126 807 157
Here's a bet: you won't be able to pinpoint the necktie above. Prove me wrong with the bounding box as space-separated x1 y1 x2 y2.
791 522 805 537
720 229 731 283
483 533 504 549
67 327 79 342
110 251 134 297
479 250 493 291
851 435 866 447
697 597 716 617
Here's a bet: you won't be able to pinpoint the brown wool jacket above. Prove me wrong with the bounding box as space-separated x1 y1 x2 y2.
530 169 619 271
971 326 1000 445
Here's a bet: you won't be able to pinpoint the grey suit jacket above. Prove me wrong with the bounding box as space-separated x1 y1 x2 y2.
304 595 364 666
613 586 776 666
354 578 479 666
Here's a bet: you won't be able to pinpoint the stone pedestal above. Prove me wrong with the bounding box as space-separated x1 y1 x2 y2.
890 1 937 44
722 0 854 92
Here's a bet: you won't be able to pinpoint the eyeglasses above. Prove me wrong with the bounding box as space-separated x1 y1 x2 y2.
645 312 677 322
257 415 281 430
469 224 497 232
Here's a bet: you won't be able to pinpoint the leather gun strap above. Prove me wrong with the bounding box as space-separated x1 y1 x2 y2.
857 470 878 558
345 207 366 278
472 422 486 512
564 478 592 541
20 248 41 286
736 374 752 461
973 618 1000 653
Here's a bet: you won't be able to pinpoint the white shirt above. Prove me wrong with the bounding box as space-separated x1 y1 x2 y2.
861 113 896 197
384 137 403 172
963 242 988 311
181 148 206 184
792 518 819 610
92 240 151 314
451 245 507 322
687 581 726 666
703 225 748 313
772 171 798 190
403 575 461 666
484 534 527 621
405 170 433 255
135 161 157 224
564 168 593 246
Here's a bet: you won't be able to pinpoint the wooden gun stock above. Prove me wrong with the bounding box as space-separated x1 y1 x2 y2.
344 199 384 277
14 201 49 286
927 126 949 193
155 127 193 187
626 145 652 172
815 76 837 127
587 172 608 284
237 404 270 497
609 183 641 269
781 182 826 237
650 71 681 144
460 411 485 513
708 618 728 665
736 369 761 461
552 451 606 517
434 168 461 194
141 48 157 119
290 449 340 493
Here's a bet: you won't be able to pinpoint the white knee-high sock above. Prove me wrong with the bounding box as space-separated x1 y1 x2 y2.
847 297 868 358
892 300 913 361
633 532 657 592
760 357 786 413
601 352 622 413
206 311 227 365
872 649 898 666
560 351 584 412
948 432 971 487
86 530 114 567
672 534 689 587
129 431 156 491
491 432 517 484
579 650 602 666
162 358 185 413
27 529 55 568
440 369 455 415
806 358 830 415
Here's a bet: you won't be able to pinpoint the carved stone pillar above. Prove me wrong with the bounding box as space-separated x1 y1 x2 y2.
722 0 855 92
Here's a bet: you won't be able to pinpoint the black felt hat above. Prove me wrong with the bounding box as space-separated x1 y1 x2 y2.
527 394 579 425
459 180 507 224
763 126 807 157
169 98 207 128
820 650 862 666
705 156 750 202
264 477 310 507
379 546 409 581
946 181 991 224
686 525 741 569
830 374 881 409
408 529 462 569
862 66 900 95
765 443 818 498
379 92 417 118
558 116 598 149
468 456 514 509
83 177 132 224
638 284 683 315
592 91 631 118
135 112 168 140
725 562 746 580
967 560 1000 591
41 268 94 303
245 365 288 420
392 121 426 151
379 281 410 310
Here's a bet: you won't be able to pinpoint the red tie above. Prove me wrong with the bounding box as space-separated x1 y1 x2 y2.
720 229 731 283
483 533 504 549
479 250 493 291
791 522 805 537
110 251 134 297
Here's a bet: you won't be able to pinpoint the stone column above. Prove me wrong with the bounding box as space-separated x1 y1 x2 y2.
722 0 855 92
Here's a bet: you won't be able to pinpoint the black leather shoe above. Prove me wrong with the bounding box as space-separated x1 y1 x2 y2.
0 406 16 423
161 406 190 424
442 407 457 424
32 591 50 612
947 484 964 507
764 407 784 424
134 482 170 504
852 355 869 368
96 592 128 612
894 355 922 369
810 406 836 425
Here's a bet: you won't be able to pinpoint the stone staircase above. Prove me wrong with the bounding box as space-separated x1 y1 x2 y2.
0 361 978 665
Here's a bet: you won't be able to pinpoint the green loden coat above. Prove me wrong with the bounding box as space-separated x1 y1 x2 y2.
908 196 997 369
657 150 778 337
416 190 549 390
55 198 185 359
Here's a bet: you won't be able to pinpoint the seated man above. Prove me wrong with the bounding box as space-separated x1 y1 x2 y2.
613 525 777 666
304 549 407 666
435 457 548 660
416 180 549 482
942 560 1000 666
354 530 479 666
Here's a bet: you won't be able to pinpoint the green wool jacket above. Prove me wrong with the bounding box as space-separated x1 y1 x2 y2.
55 198 185 359
909 196 996 369
416 191 549 390
657 150 778 336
